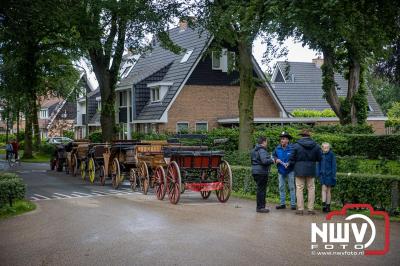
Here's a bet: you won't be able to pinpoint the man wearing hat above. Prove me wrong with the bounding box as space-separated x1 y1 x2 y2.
272 131 296 210
287 129 322 215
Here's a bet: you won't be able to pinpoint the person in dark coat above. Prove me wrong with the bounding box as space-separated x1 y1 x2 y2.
251 136 274 213
272 131 296 210
317 142 337 213
288 129 322 215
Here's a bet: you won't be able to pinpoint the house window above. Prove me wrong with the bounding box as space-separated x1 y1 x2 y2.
195 122 208 132
228 51 236 70
151 86 160 102
40 109 48 119
177 122 189 133
368 105 374 112
119 91 127 107
212 51 221 70
97 101 101 111
180 49 193 63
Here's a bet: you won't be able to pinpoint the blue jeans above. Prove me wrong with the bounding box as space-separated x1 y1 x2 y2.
278 171 295 206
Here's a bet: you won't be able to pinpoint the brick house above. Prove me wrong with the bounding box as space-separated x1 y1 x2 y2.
116 22 286 137
115 23 386 137
270 58 387 134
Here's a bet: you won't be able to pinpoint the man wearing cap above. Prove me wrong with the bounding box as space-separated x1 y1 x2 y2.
273 131 296 210
288 129 322 215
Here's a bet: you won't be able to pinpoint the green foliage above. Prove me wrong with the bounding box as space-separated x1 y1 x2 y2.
38 143 56 155
292 109 336 117
0 200 36 220
88 131 102 143
336 156 400 176
0 173 26 207
312 124 373 134
231 166 400 211
62 130 74 139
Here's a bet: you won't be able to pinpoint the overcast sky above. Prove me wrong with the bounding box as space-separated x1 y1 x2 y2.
253 36 320 72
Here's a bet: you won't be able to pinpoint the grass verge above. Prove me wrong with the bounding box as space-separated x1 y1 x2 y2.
0 200 36 220
19 150 50 163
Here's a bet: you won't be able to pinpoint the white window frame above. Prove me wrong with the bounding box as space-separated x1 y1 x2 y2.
180 49 194 63
151 86 161 102
212 51 221 70
40 109 48 119
119 91 127 107
176 122 189 133
195 121 208 132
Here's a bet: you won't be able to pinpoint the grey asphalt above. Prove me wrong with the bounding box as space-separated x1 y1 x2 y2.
0 161 399 266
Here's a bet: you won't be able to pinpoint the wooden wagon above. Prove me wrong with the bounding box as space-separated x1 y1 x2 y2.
87 143 111 184
162 135 232 204
49 144 68 172
108 140 143 189
70 141 91 179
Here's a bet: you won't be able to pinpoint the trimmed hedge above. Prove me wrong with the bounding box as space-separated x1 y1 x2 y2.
0 173 26 207
88 131 102 143
38 143 56 155
231 166 400 212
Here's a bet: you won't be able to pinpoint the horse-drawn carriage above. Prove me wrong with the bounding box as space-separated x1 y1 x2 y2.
68 140 91 178
50 143 68 172
86 143 111 184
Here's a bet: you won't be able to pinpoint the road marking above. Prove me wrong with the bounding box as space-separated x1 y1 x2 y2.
30 196 40 201
70 193 85 197
53 193 72 198
72 192 90 196
32 170 47 173
52 195 62 199
91 190 108 195
34 194 50 199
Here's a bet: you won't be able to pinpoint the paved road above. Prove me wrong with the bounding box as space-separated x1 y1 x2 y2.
0 162 399 265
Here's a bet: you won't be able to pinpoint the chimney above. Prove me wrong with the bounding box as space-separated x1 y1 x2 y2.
179 19 188 31
312 56 324 68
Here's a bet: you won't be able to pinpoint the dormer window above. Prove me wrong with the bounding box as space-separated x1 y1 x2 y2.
151 86 160 102
147 81 173 103
40 109 48 119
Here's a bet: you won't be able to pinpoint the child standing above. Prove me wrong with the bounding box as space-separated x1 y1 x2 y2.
317 142 337 213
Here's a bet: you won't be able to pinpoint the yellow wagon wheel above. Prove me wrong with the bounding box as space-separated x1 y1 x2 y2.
137 161 149 195
111 158 121 189
72 154 78 176
80 160 86 180
88 158 96 183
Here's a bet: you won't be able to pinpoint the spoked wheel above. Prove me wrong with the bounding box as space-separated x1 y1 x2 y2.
111 158 121 189
80 160 86 180
154 166 166 200
72 154 78 176
200 191 211 199
216 160 232 203
88 158 96 183
99 165 106 186
166 161 181 204
137 161 149 195
129 168 137 191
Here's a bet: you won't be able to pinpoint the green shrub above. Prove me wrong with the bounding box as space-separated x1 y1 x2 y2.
231 166 400 211
0 134 16 143
88 131 102 143
0 173 26 207
292 108 336 117
313 124 373 134
63 130 74 139
18 140 24 150
38 143 56 155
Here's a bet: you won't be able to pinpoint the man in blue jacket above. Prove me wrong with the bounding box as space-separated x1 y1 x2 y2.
273 131 296 210
251 136 274 213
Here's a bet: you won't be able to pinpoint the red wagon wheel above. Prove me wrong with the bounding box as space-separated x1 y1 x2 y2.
200 171 211 199
137 161 149 195
111 158 121 189
129 168 137 191
99 165 106 186
216 160 232 203
167 161 181 204
154 166 166 200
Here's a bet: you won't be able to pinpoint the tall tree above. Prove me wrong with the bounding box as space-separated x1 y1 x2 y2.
1 0 79 157
196 0 279 152
71 0 182 142
271 0 399 124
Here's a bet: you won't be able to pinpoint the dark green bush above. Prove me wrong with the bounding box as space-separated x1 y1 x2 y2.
88 131 102 143
0 134 16 143
0 173 26 207
38 143 56 155
313 124 374 134
63 130 74 139
231 166 400 211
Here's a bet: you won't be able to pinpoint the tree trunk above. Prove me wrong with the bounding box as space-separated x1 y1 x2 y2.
321 48 345 124
32 96 40 149
16 110 20 141
237 40 257 152
347 56 361 125
23 109 33 159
